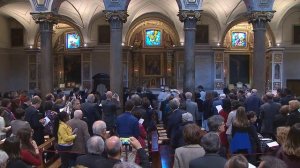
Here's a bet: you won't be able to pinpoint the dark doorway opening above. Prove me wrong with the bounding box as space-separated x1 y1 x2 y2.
64 55 81 87
229 55 250 84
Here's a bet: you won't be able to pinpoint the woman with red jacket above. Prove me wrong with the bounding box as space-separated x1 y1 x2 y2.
17 127 41 167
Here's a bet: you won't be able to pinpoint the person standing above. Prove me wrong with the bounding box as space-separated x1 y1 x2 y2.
53 112 76 168
25 96 45 145
101 91 120 133
67 110 90 164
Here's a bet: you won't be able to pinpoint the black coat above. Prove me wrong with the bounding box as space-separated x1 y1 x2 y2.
167 109 185 149
81 102 101 135
24 106 44 145
189 153 227 168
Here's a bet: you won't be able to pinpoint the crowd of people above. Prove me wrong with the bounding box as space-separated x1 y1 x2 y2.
0 86 298 168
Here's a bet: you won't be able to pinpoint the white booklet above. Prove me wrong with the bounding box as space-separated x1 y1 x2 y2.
43 116 50 127
216 105 223 113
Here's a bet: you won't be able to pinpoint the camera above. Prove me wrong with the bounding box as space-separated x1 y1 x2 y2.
120 137 130 145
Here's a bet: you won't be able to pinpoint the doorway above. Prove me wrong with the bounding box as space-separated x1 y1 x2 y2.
229 55 250 84
64 55 81 88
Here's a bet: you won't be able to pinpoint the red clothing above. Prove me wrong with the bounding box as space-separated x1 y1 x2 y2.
20 149 41 166
219 110 229 147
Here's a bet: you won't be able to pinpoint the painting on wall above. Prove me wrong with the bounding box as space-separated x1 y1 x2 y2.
231 32 247 48
145 29 162 46
144 54 162 76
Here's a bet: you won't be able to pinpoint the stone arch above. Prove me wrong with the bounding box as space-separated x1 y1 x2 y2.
33 15 84 48
221 17 275 48
125 12 180 47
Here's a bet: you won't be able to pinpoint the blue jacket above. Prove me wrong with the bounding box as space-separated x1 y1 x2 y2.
116 112 139 138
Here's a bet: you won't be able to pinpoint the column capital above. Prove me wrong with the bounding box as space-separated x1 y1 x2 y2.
178 10 201 22
31 12 58 24
248 11 275 24
104 10 129 23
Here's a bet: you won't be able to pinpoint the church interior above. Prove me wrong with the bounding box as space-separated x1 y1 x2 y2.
0 0 300 96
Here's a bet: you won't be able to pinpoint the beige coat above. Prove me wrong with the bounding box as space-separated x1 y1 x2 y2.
174 144 205 168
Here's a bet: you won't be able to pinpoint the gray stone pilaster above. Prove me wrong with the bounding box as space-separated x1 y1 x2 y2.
178 10 201 92
31 13 57 97
104 10 128 101
249 11 274 96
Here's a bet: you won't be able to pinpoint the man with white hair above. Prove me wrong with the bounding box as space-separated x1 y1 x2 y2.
67 110 90 156
75 136 105 168
185 92 198 123
81 94 102 135
92 120 108 139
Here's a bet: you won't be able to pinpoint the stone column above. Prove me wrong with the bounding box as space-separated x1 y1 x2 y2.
104 10 128 99
32 13 57 97
178 10 201 92
249 11 274 96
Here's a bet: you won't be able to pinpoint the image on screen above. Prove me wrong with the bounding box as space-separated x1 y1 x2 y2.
232 32 246 47
145 29 161 46
66 33 80 49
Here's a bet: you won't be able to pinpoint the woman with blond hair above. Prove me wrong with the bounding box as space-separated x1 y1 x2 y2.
276 123 300 167
287 100 300 126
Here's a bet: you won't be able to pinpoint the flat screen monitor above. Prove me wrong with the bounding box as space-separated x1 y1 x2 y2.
66 32 80 49
232 32 246 47
145 29 161 46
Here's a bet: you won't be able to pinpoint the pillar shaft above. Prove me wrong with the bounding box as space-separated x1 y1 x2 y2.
178 10 201 92
32 13 57 97
249 11 274 96
104 10 128 102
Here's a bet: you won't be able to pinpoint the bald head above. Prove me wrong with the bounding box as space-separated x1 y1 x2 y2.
106 91 113 99
73 110 83 119
105 136 122 158
92 120 106 136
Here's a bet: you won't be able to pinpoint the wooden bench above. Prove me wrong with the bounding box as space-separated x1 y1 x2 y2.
38 137 61 168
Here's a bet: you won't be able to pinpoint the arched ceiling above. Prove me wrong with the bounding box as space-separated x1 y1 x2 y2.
0 0 299 45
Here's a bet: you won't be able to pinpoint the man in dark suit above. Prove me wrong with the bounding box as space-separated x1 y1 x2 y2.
167 98 185 150
81 94 102 135
24 96 45 145
260 92 281 138
75 136 105 168
189 132 227 168
101 91 120 132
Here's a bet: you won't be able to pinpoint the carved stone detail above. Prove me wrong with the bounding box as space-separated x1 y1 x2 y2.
178 10 201 22
248 11 274 23
104 10 128 23
31 12 58 24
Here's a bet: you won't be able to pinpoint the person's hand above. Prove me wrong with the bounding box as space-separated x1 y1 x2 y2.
39 118 45 124
129 137 142 150
72 128 78 135
31 140 39 154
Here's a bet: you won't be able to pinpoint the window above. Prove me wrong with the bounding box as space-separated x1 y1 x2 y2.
294 25 300 44
66 32 80 49
196 25 209 44
98 25 110 44
145 29 162 47
231 32 247 47
11 28 24 47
